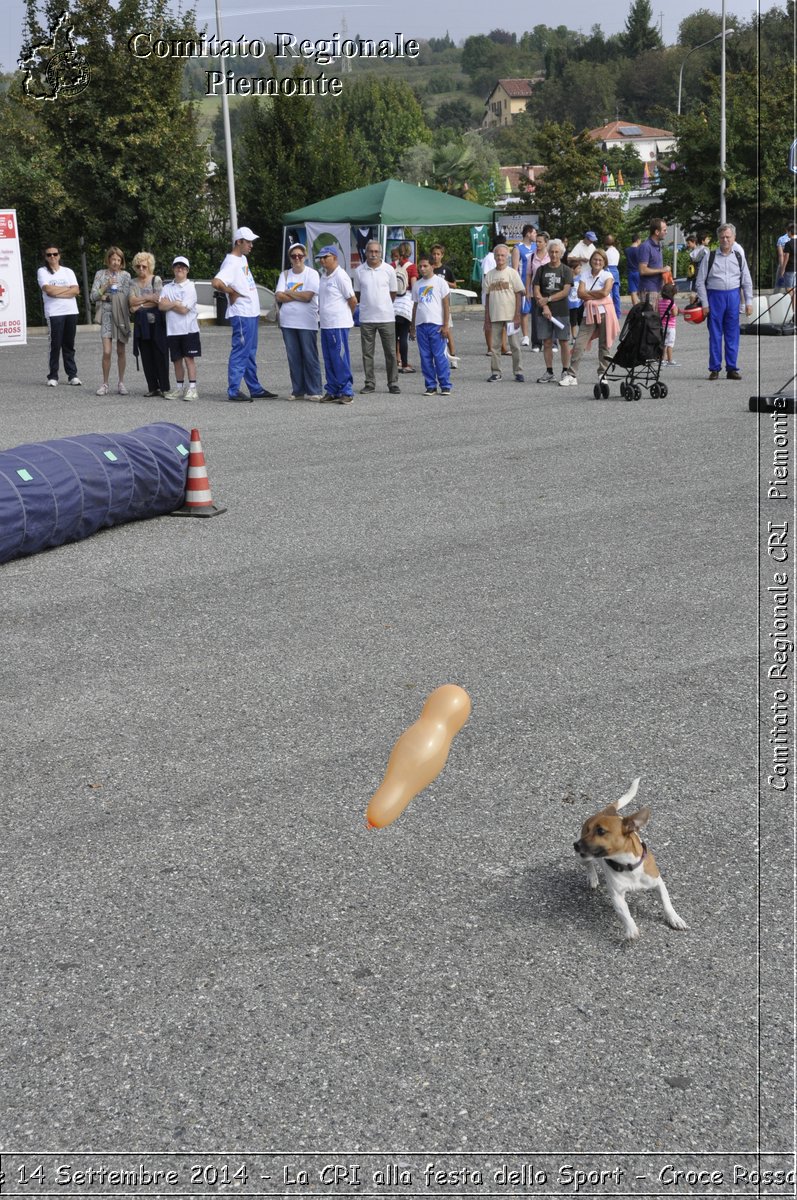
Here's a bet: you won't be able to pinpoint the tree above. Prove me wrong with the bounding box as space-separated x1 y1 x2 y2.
487 29 517 45
531 121 625 240
433 98 478 133
461 35 506 83
18 0 212 268
330 77 431 179
615 47 674 125
662 63 795 280
677 9 724 46
520 25 579 55
0 92 72 317
528 60 620 130
485 110 538 162
399 131 499 196
236 82 362 263
621 0 663 57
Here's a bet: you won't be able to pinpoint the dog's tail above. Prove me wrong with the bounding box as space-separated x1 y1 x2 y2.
615 776 641 811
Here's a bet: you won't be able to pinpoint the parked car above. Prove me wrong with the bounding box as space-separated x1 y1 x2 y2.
193 280 277 324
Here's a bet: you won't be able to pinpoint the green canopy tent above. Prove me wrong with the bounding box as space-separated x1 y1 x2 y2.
281 179 494 273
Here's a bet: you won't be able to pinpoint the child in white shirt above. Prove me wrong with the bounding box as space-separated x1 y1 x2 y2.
158 256 200 400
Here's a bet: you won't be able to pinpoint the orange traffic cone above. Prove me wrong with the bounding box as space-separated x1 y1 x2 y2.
169 427 227 518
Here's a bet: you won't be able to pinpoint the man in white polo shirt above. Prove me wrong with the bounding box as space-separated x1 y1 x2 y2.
317 245 357 404
354 240 400 395
212 225 277 402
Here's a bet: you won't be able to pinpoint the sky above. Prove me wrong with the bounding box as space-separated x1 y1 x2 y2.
1 0 776 73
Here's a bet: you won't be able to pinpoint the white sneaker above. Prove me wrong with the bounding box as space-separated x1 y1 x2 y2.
183 385 198 401
521 336 530 347
46 378 57 387
305 394 323 402
117 382 128 395
559 372 577 386
290 393 306 401
96 383 109 395
162 387 183 400
552 343 559 353
68 376 82 386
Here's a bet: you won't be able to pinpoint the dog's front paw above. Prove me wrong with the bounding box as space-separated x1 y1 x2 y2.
667 913 689 931
622 924 640 942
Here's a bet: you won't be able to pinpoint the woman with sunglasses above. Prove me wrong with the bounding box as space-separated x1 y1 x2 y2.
38 245 81 387
274 244 322 401
129 251 170 396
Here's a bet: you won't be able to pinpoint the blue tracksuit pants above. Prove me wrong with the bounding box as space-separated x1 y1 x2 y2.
416 323 451 391
320 327 353 398
228 315 263 398
707 288 741 372
608 265 622 319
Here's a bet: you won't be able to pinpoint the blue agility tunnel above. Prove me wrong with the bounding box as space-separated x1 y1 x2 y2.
0 422 191 565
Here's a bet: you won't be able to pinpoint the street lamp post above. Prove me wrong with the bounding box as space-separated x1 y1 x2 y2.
214 0 238 238
719 0 727 225
672 27 735 273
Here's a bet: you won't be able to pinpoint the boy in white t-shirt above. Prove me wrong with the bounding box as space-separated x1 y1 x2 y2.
317 245 357 404
410 256 451 395
158 256 201 400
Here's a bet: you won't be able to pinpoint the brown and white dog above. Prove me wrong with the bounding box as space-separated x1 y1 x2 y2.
573 777 688 941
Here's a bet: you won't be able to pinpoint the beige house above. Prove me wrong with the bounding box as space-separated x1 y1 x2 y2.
586 120 676 162
483 77 544 128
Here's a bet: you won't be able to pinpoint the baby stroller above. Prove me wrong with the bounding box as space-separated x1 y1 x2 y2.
593 299 672 401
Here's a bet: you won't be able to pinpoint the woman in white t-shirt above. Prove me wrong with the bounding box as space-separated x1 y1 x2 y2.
275 244 322 401
561 248 620 384
37 245 81 387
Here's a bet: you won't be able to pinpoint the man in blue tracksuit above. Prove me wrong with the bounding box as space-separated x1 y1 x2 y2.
212 226 277 401
696 222 753 381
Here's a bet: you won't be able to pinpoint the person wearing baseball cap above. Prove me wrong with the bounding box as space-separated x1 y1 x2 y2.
211 225 277 400
568 230 599 273
158 255 201 400
316 245 357 403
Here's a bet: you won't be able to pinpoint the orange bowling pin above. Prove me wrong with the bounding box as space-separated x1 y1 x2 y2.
366 685 472 829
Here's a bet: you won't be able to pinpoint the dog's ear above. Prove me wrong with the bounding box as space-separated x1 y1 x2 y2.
601 802 620 815
622 806 651 833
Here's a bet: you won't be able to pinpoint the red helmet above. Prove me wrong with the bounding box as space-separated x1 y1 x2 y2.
683 305 705 324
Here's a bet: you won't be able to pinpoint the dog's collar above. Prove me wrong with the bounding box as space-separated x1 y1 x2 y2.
605 842 648 873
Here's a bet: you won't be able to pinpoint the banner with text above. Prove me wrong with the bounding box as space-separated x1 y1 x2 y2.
0 210 27 345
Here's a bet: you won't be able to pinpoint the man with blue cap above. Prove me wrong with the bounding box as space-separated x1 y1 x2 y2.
568 229 599 275
317 245 357 404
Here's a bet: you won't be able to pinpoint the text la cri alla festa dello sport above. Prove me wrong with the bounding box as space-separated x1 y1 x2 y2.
127 31 421 95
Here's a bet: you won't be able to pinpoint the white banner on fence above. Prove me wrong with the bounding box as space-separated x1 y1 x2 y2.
0 210 27 345
305 223 353 278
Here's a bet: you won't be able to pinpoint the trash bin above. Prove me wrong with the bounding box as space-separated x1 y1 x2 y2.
213 289 229 326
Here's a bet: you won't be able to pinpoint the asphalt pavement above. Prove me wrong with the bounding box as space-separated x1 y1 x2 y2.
0 314 792 1173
